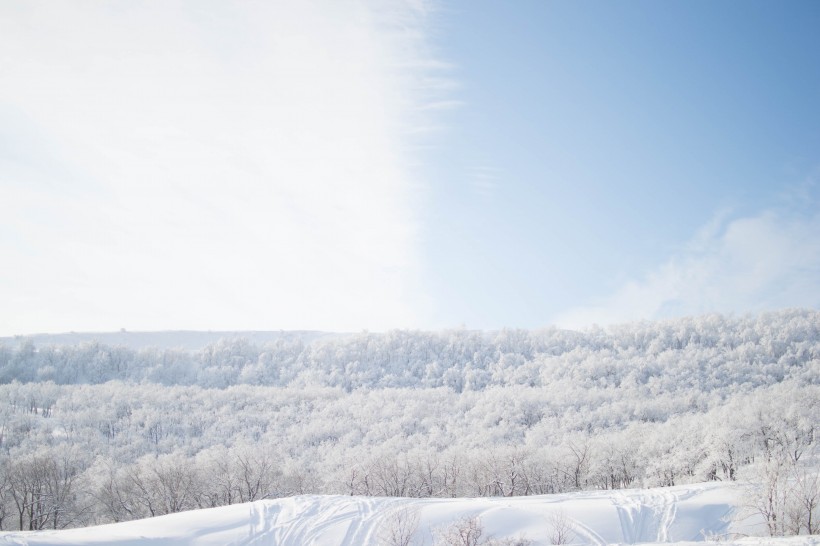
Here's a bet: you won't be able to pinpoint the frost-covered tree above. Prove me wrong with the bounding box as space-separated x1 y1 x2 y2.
3 448 87 530
378 506 420 546
0 310 817 532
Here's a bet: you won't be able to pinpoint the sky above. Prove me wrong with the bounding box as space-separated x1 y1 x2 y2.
1 0 819 335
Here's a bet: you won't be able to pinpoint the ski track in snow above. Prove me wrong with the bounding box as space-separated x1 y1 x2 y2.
257 495 379 546
0 482 784 546
341 495 382 545
658 490 679 542
232 499 280 545
567 516 609 546
612 492 639 543
252 488 713 546
610 489 685 544
227 496 422 546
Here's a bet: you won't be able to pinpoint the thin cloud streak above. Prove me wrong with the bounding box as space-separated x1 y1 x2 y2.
467 166 501 200
554 198 820 329
0 1 446 335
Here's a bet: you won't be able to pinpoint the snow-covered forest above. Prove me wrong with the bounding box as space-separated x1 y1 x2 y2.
0 309 818 536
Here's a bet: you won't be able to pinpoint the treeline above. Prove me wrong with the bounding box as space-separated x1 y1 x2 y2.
0 310 817 533
0 382 817 532
1 309 818 391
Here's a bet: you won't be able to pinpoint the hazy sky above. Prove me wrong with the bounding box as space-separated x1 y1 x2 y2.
2 0 819 335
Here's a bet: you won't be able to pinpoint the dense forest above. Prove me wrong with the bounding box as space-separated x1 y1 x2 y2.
0 309 817 534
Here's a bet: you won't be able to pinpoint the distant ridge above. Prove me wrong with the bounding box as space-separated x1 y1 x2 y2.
0 330 340 351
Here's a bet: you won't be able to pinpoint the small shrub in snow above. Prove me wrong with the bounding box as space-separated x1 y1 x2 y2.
549 510 575 545
378 506 420 546
434 516 532 546
435 516 484 546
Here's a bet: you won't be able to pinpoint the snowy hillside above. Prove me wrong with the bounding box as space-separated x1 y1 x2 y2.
0 330 335 352
0 482 815 546
0 311 817 538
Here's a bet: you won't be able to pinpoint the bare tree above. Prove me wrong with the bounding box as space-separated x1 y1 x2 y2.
234 447 281 502
742 457 788 536
127 453 200 517
0 461 10 530
197 447 239 508
378 505 420 546
549 510 575 545
565 440 590 491
740 450 819 537
5 451 86 530
92 458 139 522
789 458 820 535
436 516 485 546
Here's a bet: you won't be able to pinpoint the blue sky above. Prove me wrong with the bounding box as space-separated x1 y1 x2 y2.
422 0 820 328
1 0 818 335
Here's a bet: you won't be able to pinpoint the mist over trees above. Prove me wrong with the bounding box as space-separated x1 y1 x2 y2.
0 309 817 533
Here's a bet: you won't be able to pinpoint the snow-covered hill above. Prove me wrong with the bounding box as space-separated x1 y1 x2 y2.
1 312 817 540
0 330 336 351
1 482 814 546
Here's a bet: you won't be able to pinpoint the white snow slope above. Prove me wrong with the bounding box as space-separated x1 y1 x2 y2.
1 482 816 546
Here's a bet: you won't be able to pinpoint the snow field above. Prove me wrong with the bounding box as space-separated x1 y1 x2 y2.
1 481 803 546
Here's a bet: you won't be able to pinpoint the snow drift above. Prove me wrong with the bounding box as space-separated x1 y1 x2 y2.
1 482 815 546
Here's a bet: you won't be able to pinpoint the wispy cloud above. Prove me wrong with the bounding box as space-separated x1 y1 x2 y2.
0 1 448 334
468 166 500 199
554 186 820 329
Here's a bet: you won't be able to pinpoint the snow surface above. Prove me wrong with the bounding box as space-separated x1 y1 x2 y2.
1 482 816 546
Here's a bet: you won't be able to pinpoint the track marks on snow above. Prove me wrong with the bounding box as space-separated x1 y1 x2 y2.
611 489 685 544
